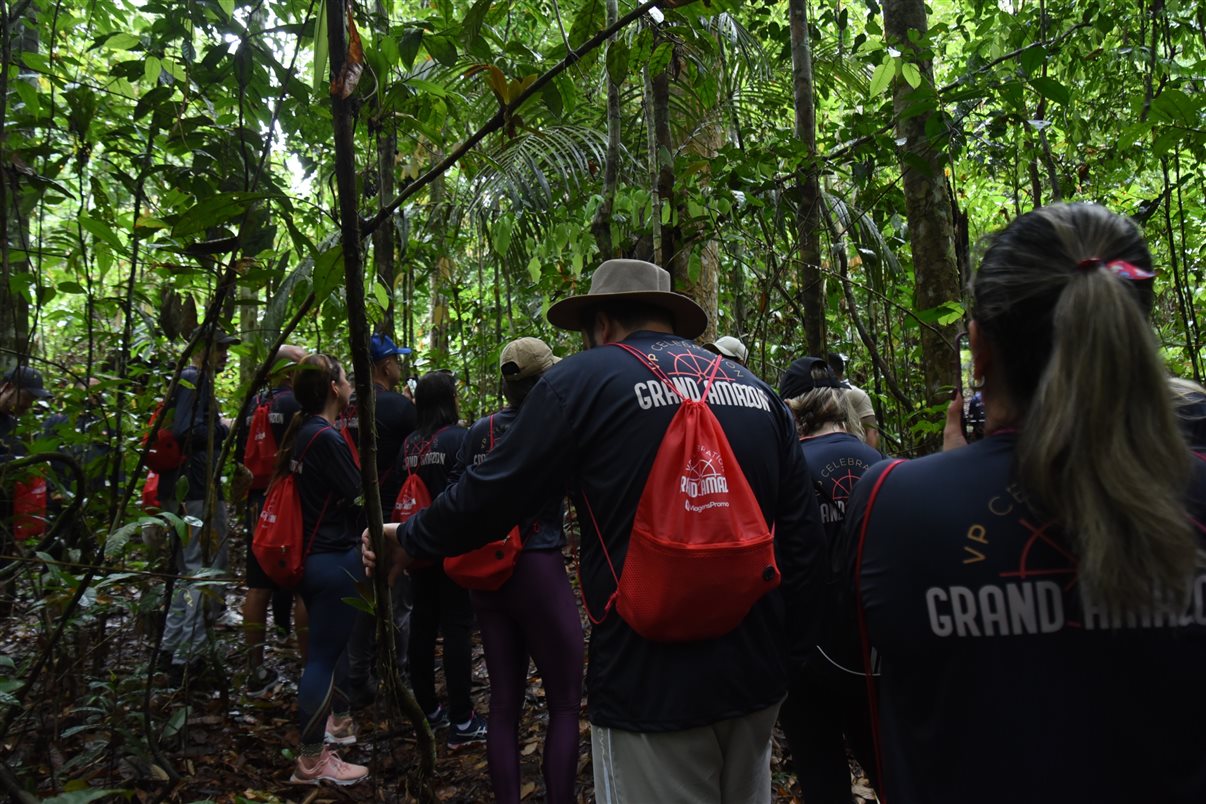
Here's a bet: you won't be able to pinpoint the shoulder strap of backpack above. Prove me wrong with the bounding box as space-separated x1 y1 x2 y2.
291 425 332 474
488 414 496 451
854 457 905 803
612 342 726 404
575 490 621 625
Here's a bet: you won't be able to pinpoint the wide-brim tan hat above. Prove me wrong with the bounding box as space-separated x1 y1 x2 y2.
546 259 708 340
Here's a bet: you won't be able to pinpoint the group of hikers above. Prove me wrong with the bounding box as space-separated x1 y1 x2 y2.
2 201 1206 803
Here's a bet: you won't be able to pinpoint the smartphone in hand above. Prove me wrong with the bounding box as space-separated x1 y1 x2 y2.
958 332 986 441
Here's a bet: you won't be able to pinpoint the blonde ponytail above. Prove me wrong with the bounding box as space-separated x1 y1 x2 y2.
1018 267 1194 609
973 203 1198 611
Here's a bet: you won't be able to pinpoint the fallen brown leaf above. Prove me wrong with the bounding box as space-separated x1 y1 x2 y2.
521 741 538 756
520 781 537 799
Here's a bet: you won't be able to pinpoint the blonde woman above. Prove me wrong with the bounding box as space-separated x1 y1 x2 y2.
838 203 1206 803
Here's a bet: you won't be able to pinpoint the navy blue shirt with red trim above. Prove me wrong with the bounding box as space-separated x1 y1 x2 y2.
291 414 363 555
838 431 1206 803
399 331 826 732
455 407 565 552
798 431 884 672
396 425 466 502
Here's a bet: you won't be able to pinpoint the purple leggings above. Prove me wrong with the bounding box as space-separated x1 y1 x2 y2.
471 549 584 804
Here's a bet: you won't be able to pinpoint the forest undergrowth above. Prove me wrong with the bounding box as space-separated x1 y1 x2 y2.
1 516 876 803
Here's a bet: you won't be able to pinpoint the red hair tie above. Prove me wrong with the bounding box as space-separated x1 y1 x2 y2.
1075 257 1154 281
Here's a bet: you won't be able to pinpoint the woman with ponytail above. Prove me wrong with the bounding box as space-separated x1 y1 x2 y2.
279 354 370 786
839 203 1206 803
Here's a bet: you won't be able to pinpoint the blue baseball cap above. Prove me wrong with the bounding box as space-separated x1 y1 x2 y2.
370 333 413 362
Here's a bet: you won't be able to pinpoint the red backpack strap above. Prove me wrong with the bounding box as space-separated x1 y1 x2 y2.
576 490 621 625
291 424 332 474
854 457 905 802
295 425 336 562
405 426 447 477
612 342 726 404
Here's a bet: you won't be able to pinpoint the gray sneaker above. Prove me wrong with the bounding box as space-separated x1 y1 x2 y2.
245 665 280 699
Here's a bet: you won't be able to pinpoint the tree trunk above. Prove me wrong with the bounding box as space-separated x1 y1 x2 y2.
325 0 436 793
789 0 827 356
429 172 452 359
0 6 38 362
883 0 961 410
373 0 397 336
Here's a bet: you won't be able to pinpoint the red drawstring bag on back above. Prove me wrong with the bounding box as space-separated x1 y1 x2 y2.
392 429 446 570
582 344 780 642
252 426 333 589
143 399 186 474
141 471 162 513
445 415 526 591
242 391 279 489
13 475 48 541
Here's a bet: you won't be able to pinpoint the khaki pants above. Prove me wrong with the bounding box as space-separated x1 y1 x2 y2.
591 699 783 804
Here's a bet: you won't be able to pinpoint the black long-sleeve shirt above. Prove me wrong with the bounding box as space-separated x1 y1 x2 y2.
399 331 826 732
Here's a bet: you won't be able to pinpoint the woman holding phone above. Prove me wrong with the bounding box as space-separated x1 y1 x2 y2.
838 203 1206 803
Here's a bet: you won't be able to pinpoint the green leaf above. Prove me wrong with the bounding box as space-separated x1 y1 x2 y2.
342 595 375 615
869 59 893 97
1149 89 1198 126
172 192 271 237
606 39 629 87
915 300 965 325
371 279 390 311
398 28 423 70
143 56 161 85
900 61 921 89
79 215 124 252
57 281 86 294
217 0 235 19
1020 45 1045 76
648 42 673 77
407 77 451 97
313 0 329 91
134 85 173 120
492 217 513 257
462 0 493 47
1152 127 1184 158
1029 76 1070 106
102 33 141 51
542 81 563 117
313 245 344 298
425 35 458 67
105 520 142 559
526 256 541 283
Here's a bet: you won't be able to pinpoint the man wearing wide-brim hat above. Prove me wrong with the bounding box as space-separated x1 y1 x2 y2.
369 258 824 803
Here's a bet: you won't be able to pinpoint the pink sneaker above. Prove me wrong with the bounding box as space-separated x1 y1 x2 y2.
289 747 368 786
325 712 357 745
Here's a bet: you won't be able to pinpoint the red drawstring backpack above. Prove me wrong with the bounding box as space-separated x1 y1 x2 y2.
252 426 334 589
141 471 162 513
242 391 279 489
143 399 186 474
392 441 433 525
12 475 48 541
445 415 526 591
581 344 781 642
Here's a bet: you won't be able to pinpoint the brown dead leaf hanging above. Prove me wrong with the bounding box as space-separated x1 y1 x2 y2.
330 3 364 99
